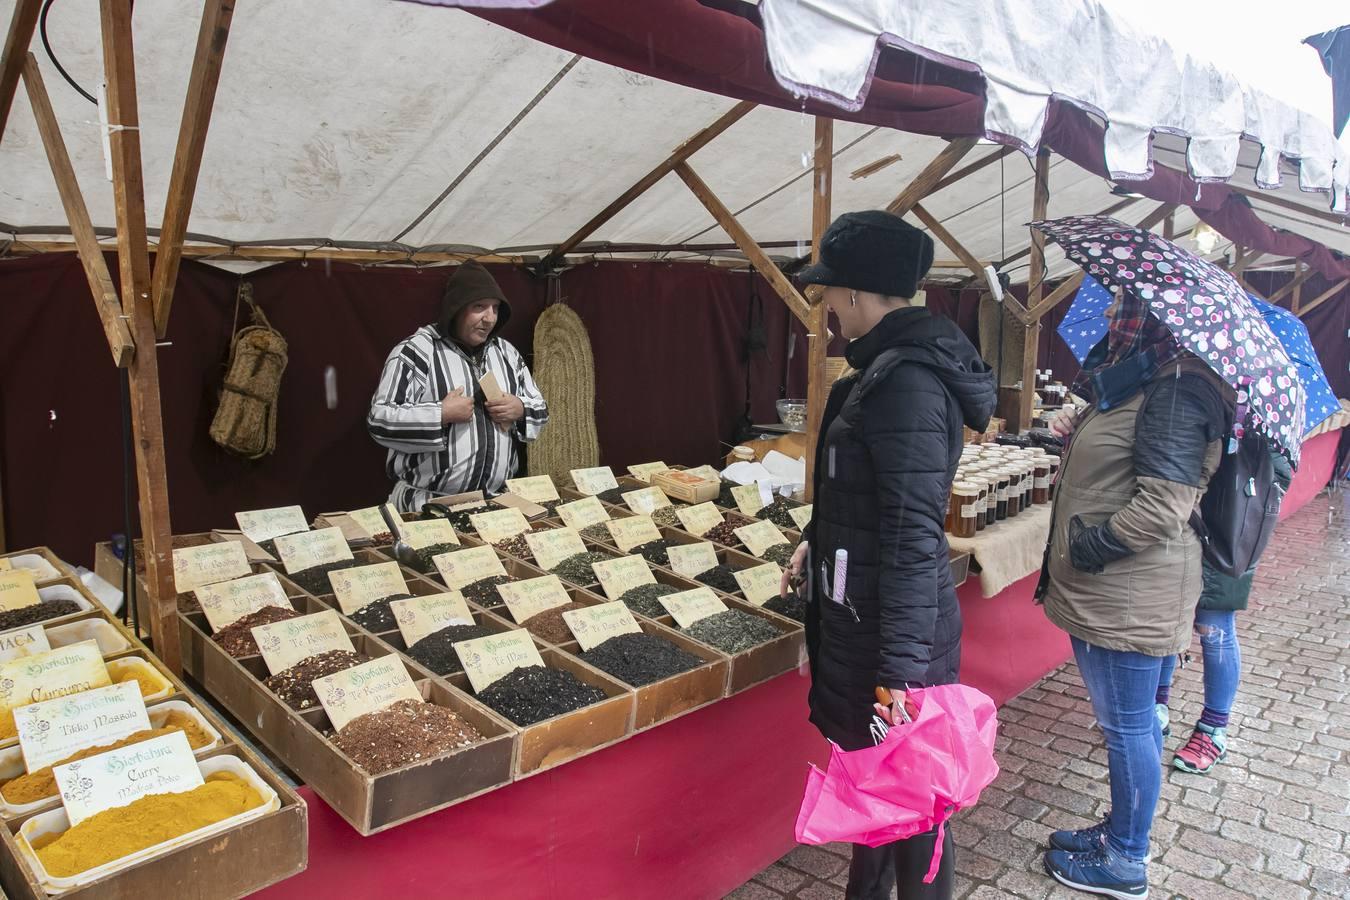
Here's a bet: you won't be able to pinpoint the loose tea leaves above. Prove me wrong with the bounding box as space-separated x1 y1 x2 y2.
492 534 532 560
755 497 803 530
462 575 514 607
438 505 489 534
580 523 612 542
701 521 741 547
332 698 483 775
407 623 495 675
618 583 680 618
650 506 682 528
694 564 741 595
211 605 300 657
520 600 589 644
348 593 413 634
476 665 606 726
0 599 81 631
629 539 677 568
286 560 358 595
595 488 627 505
579 632 702 687
411 542 461 573
760 544 796 567
682 610 780 654
549 551 613 586
716 482 737 508
264 649 371 710
763 592 807 623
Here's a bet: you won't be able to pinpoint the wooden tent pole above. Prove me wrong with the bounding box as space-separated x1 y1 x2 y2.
804 117 832 502
1026 270 1085 322
1284 262 1309 313
930 145 1015 196
150 0 236 339
1018 148 1051 431
22 54 135 366
100 0 180 673
674 161 810 324
884 138 979 217
0 0 39 146
1297 279 1349 319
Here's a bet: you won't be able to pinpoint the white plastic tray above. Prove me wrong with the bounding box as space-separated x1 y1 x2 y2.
16 754 280 894
45 620 132 657
0 700 224 819
105 656 174 704
33 585 95 620
4 554 61 583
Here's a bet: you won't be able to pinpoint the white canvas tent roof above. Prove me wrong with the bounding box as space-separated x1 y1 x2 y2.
1 0 1347 284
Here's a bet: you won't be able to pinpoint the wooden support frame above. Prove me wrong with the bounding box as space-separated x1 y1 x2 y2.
6 239 524 265
541 100 756 269
1135 202 1179 232
1018 148 1052 431
100 0 180 673
1297 278 1349 319
803 117 832 501
884 137 979 218
1026 269 1085 322
150 0 236 339
674 161 810 324
1282 262 1311 313
1228 184 1350 228
0 0 39 145
22 54 135 366
930 145 1015 195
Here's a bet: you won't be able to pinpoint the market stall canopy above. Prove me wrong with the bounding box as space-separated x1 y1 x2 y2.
1 0 1347 283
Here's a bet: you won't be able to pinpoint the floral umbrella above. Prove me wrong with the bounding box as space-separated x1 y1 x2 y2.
1031 215 1306 463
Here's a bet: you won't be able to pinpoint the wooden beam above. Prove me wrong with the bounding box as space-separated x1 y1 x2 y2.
929 145 1016 195
1163 211 1176 240
1135 202 1179 232
1287 262 1308 313
22 54 135 366
909 202 985 280
6 239 523 265
1231 249 1265 276
884 137 979 218
543 100 756 268
1020 148 1052 431
674 161 810 324
150 0 235 339
1229 183 1350 228
100 0 180 674
997 195 1137 270
804 117 832 503
1026 269 1086 322
0 0 39 146
1297 278 1349 319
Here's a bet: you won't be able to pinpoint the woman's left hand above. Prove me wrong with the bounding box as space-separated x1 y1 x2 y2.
873 686 919 725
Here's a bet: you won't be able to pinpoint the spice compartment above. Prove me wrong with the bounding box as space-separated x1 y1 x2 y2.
42 619 132 657
377 607 523 678
651 595 805 695
0 550 71 586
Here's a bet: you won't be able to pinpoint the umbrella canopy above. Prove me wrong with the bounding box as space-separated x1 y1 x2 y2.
1057 276 1339 437
1033 216 1306 462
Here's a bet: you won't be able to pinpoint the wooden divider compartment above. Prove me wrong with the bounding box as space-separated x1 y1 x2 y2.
377 607 522 678
0 547 73 586
651 594 805 695
473 585 606 628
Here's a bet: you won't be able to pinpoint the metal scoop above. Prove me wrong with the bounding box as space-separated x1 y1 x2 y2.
379 503 419 569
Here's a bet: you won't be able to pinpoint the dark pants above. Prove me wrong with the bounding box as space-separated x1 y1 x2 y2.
845 826 955 900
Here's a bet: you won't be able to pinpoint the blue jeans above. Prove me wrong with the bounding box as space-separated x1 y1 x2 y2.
1157 609 1240 719
1071 636 1163 862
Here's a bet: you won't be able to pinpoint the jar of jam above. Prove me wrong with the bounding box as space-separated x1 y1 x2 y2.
950 482 980 538
1032 458 1053 505
1045 454 1061 500
993 469 1012 521
1004 466 1023 518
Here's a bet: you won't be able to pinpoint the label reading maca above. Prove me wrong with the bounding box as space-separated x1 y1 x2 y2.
606 516 662 553
312 655 423 732
274 527 353 574
524 528 586 571
627 462 670 484
591 556 655 600
433 545 506 591
0 624 50 664
470 508 531 545
235 505 309 544
570 466 619 496
252 610 355 676
54 731 202 827
731 484 768 516
660 588 728 629
557 496 611 530
498 575 572 624
391 593 474 647
676 502 723 536
666 543 718 579
196 573 292 633
328 562 407 615
399 518 460 551
563 602 642 652
15 681 150 773
734 520 790 558
172 542 251 594
348 505 398 541
734 563 783 606
788 504 813 531
505 476 560 504
0 570 42 613
622 486 672 515
0 641 111 719
455 631 546 693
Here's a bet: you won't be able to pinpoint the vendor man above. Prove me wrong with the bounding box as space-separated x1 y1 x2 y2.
368 261 548 511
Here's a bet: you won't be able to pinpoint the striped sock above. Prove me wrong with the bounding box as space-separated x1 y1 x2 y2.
1199 708 1229 729
1155 685 1171 705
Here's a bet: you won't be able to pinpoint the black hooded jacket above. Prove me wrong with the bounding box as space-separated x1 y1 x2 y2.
803 306 997 748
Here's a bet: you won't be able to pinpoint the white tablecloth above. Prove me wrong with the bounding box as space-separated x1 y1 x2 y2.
947 504 1051 598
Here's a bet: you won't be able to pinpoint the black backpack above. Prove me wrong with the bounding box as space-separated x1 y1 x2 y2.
1190 430 1285 579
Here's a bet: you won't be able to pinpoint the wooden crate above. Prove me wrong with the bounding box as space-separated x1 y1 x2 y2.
1 548 74 586
647 592 805 695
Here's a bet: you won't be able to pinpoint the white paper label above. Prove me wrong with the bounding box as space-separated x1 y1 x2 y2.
312 655 423 732
55 731 203 826
666 543 718 579
563 602 643 652
0 624 50 663
391 593 474 647
172 542 251 594
196 573 292 632
660 588 728 628
570 466 620 495
15 681 150 773
235 506 309 544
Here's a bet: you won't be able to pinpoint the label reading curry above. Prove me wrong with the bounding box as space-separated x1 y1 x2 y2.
252 610 355 676
626 462 670 484
196 573 292 633
591 556 655 600
676 502 723 536
0 640 112 720
390 592 474 647
788 504 813 531
399 518 460 551
734 520 789 558
524 528 586 571
54 731 203 827
274 527 353 574
731 484 768 517
328 562 407 615
733 563 783 606
498 575 572 624
666 543 718 580
505 476 560 504
563 602 642 652
570 466 619 496
470 508 531 545
557 496 610 531
0 624 50 664
432 545 506 591
622 486 671 516
454 631 546 693
234 505 309 545
606 516 662 553
172 542 251 595
312 655 423 732
660 588 727 629
0 570 42 613
15 681 151 773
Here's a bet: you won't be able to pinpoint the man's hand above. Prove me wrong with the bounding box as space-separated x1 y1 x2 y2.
780 542 809 598
441 388 475 425
486 394 525 426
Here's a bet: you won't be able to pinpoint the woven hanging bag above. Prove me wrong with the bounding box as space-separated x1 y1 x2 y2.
210 282 288 459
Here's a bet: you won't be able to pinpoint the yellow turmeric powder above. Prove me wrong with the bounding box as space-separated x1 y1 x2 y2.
32 771 264 877
1 711 213 806
0 665 169 742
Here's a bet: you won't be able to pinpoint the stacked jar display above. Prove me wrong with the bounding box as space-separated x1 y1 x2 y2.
946 444 1060 538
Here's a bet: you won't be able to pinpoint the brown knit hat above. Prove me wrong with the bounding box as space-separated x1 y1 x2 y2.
436 261 511 341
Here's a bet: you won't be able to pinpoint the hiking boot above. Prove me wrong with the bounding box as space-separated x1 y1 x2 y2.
1173 723 1227 774
1049 816 1110 853
1155 703 1170 737
1044 845 1149 899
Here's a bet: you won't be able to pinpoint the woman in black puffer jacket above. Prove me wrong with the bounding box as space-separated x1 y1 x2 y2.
784 211 997 900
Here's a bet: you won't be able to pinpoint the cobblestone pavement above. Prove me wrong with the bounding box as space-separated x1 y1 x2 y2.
732 492 1350 900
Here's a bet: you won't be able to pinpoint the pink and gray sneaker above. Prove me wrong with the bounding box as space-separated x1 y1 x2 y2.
1173 723 1227 774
